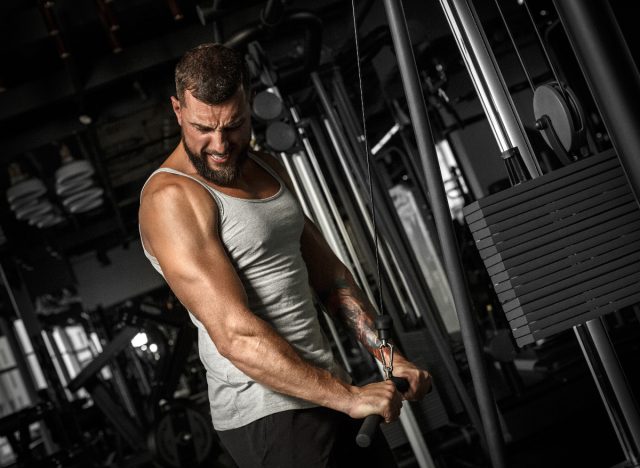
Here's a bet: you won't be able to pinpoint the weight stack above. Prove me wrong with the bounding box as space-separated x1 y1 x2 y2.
463 150 640 347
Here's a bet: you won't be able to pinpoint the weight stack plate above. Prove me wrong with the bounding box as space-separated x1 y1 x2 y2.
463 150 640 347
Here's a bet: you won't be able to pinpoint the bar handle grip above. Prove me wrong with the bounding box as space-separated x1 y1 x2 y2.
355 377 409 448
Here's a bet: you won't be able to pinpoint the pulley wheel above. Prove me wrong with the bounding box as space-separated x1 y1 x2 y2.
533 83 580 152
148 401 214 468
266 121 296 152
252 91 283 121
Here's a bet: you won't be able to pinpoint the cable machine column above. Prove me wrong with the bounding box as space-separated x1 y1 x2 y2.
438 0 540 177
382 1 506 467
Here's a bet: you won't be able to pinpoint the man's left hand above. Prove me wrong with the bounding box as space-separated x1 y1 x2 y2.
391 356 432 401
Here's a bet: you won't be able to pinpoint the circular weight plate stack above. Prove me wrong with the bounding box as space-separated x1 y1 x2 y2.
55 160 94 187
252 91 284 121
7 178 47 209
266 121 296 152
55 160 104 214
6 178 65 228
148 401 214 468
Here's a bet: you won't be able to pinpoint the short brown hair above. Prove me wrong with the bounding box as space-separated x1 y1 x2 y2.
175 43 250 105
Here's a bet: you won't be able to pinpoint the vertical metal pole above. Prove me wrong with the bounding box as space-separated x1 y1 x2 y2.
307 118 380 293
309 116 413 327
290 150 349 260
290 108 376 304
438 0 541 178
0 317 39 404
318 96 487 463
314 73 485 437
553 0 640 206
586 319 640 456
382 1 506 467
574 321 640 465
550 3 640 465
0 263 76 449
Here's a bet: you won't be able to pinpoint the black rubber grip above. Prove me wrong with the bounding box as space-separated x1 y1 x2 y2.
355 377 409 448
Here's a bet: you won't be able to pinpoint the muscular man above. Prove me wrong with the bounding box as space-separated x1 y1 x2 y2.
139 43 431 467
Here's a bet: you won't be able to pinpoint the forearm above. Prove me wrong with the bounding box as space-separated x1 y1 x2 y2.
302 222 431 401
322 271 408 365
324 274 381 354
320 272 433 400
207 310 357 415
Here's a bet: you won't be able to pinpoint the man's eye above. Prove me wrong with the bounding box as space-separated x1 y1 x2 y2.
227 121 243 130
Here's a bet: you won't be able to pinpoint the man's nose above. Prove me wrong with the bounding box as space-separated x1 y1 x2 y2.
208 131 229 155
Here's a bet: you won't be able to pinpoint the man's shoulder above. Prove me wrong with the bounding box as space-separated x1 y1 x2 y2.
141 169 217 213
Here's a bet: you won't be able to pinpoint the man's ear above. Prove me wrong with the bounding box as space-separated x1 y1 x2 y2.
170 96 183 126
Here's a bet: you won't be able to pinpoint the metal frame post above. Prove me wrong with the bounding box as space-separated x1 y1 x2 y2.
574 319 640 466
313 71 492 466
553 0 640 205
551 2 640 465
382 1 506 467
438 0 540 178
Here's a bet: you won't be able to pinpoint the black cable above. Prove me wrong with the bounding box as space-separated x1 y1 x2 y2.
350 0 384 317
493 0 536 92
522 0 568 98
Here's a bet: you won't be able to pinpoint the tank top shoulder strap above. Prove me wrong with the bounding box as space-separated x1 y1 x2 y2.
248 152 286 188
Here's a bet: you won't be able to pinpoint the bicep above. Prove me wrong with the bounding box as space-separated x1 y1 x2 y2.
140 183 249 336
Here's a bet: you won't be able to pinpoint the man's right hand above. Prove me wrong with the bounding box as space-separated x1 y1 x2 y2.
347 380 403 423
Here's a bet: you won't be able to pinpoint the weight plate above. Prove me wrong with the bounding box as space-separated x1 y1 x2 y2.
252 90 283 121
55 160 94 184
35 213 65 229
470 173 626 241
478 189 634 253
10 197 38 213
266 121 296 152
148 401 213 468
62 187 103 208
16 200 53 221
463 150 617 222
494 228 640 293
7 178 47 205
69 197 104 214
486 213 640 276
56 178 94 197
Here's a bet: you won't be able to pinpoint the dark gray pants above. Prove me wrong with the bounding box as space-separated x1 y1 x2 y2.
217 407 398 468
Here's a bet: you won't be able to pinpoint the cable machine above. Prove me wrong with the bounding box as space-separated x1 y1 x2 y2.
431 0 640 466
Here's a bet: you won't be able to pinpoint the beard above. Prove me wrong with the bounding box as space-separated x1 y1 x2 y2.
182 133 248 186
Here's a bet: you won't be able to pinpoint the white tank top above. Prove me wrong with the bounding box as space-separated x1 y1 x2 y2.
139 153 348 430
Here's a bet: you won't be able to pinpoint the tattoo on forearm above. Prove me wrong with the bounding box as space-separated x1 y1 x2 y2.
326 277 381 354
